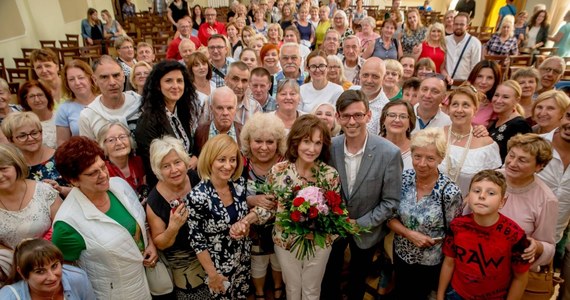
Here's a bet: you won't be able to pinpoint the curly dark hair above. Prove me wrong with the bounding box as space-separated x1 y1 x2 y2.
140 59 199 131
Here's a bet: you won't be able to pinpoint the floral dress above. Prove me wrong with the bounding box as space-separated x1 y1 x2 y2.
29 155 68 188
394 169 462 266
401 27 428 55
252 160 341 250
185 177 251 300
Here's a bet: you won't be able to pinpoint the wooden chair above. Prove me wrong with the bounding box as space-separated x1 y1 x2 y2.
480 26 495 33
13 58 31 69
39 40 57 48
59 40 79 48
537 47 558 56
151 37 169 46
155 52 166 62
509 55 533 66
153 44 167 54
6 68 30 83
484 55 509 66
467 26 478 34
8 82 19 94
72 56 91 64
0 58 6 80
58 47 81 68
478 32 492 43
21 48 37 59
79 46 102 56
65 34 80 43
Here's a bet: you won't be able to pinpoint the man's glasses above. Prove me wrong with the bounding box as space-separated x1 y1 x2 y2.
338 113 366 121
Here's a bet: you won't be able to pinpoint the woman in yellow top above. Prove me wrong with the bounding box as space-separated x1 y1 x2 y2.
315 6 331 49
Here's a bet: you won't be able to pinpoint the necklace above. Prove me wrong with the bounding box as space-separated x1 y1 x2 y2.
449 127 472 144
0 181 28 211
445 126 473 182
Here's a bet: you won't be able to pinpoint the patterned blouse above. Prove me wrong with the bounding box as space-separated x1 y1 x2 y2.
29 155 68 187
485 34 519 56
253 160 341 250
394 169 462 266
401 27 428 55
185 177 251 299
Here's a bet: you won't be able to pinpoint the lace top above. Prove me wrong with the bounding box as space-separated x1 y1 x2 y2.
0 182 57 249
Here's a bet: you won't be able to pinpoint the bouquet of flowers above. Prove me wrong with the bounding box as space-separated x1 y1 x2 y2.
267 184 365 260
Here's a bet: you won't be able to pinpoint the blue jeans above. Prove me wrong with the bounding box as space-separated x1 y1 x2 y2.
445 286 464 300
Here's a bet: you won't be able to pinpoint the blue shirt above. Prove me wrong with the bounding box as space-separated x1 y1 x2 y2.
0 265 96 300
55 100 86 137
272 70 306 96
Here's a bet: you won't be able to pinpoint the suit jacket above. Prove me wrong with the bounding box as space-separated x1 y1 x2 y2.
194 121 242 156
330 134 403 249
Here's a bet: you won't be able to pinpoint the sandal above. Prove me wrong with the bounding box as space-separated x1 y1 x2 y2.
255 293 266 300
274 287 285 300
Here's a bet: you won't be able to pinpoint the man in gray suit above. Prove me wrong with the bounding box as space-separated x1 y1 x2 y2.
321 89 403 300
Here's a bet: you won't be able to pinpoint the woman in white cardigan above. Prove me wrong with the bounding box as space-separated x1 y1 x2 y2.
52 136 157 300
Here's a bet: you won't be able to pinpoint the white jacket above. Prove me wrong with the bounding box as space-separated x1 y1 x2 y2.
54 177 151 300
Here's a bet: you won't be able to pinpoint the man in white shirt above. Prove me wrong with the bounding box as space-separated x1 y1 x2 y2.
412 74 451 133
79 55 141 139
350 57 389 134
442 12 481 81
322 89 402 300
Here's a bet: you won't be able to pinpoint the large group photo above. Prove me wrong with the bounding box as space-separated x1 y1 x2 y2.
0 0 569 299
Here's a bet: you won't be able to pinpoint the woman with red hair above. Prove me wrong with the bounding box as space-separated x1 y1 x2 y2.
260 44 281 76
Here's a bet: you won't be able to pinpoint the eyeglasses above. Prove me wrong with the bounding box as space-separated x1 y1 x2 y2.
81 164 107 179
424 72 446 81
541 67 562 75
26 93 46 100
308 64 328 72
208 45 226 51
338 113 366 121
104 134 129 144
14 130 42 142
385 112 409 120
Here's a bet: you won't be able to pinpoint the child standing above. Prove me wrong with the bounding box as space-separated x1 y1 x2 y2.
437 170 530 300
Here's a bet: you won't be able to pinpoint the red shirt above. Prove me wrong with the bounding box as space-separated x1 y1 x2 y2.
443 214 530 300
105 155 146 192
419 41 446 73
197 22 227 46
166 36 202 60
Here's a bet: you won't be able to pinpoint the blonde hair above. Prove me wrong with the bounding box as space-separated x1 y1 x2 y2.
149 136 191 181
405 9 424 36
384 59 404 78
327 55 349 83
197 135 243 181
129 61 152 91
500 15 515 38
0 143 29 180
240 112 287 158
1 111 42 141
311 102 341 136
426 23 446 53
410 127 447 159
532 90 570 119
500 80 524 115
507 133 553 167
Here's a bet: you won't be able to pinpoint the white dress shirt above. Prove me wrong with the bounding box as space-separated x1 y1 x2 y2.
344 133 369 195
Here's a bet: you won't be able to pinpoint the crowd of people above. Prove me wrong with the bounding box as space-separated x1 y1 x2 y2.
0 0 570 299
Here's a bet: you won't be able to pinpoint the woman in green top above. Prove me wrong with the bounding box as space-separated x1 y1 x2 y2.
383 59 404 101
51 137 157 300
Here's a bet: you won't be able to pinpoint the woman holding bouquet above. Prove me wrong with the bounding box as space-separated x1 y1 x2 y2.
231 115 341 300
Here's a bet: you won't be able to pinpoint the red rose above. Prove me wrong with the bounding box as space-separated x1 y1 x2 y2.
290 210 302 222
309 207 318 219
325 191 341 207
292 197 305 207
333 206 344 215
293 186 301 192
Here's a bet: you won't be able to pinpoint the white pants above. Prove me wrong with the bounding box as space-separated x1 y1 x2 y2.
274 245 332 300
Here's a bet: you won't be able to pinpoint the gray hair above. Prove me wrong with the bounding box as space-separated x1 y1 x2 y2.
149 136 191 181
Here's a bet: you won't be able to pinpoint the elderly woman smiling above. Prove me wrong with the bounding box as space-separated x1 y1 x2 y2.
531 90 570 134
239 113 287 300
388 128 462 299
